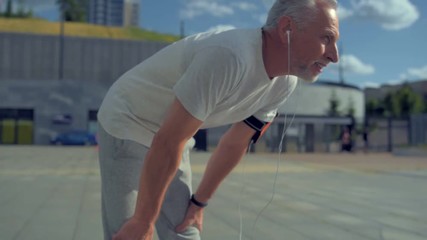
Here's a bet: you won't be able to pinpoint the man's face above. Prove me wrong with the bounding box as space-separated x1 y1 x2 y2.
291 5 340 82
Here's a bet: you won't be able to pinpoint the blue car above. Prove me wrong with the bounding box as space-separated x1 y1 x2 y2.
51 130 97 146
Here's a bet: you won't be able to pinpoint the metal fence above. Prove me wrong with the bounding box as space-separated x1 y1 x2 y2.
410 114 427 146
366 117 411 152
0 32 169 86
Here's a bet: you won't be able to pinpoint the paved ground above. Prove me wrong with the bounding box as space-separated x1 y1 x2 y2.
1 146 426 240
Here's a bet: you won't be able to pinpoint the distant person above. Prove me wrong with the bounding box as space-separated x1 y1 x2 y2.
97 0 339 239
362 127 369 153
340 126 352 152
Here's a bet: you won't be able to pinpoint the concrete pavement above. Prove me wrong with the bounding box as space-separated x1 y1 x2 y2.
0 146 426 240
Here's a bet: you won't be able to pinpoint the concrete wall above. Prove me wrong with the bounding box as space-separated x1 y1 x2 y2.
0 32 168 86
0 80 108 144
0 32 169 144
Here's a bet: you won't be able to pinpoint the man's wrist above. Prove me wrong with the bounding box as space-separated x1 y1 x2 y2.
190 194 208 208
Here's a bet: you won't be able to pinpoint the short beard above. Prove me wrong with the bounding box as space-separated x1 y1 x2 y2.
300 75 319 83
296 66 320 83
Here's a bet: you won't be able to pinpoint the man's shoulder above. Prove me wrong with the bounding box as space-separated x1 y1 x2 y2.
185 28 260 50
188 27 259 40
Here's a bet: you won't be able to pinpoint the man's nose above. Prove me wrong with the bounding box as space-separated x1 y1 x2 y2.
326 43 339 63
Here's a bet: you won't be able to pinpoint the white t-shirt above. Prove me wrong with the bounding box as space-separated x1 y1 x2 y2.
98 28 297 147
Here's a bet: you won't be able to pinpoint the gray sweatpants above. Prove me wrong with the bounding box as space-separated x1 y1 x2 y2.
98 125 200 240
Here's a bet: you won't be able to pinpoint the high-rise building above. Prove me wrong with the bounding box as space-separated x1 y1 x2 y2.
123 0 140 27
87 0 140 27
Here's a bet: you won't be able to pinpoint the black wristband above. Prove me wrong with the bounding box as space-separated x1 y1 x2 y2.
190 194 208 208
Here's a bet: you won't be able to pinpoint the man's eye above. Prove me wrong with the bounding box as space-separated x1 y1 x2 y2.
324 36 331 44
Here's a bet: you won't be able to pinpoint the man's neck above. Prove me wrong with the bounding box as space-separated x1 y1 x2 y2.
261 27 290 78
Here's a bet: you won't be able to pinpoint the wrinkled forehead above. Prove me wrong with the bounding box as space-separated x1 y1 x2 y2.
317 6 340 38
327 8 340 39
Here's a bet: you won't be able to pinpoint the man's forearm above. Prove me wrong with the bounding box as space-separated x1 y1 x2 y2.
123 98 203 231
194 141 249 203
133 141 184 224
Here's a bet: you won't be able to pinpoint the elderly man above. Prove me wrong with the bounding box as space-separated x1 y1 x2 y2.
97 0 339 239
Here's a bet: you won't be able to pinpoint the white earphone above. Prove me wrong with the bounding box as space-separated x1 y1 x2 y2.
285 30 291 53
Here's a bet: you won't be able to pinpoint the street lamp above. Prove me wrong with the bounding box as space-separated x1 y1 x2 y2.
58 0 68 80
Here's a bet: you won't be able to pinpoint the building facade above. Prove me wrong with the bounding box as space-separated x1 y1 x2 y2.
87 0 140 27
0 32 366 152
123 0 140 26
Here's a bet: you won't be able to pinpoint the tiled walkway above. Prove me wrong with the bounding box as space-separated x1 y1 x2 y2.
1 146 426 240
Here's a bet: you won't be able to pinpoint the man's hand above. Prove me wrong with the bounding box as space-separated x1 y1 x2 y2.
175 203 205 233
112 217 155 240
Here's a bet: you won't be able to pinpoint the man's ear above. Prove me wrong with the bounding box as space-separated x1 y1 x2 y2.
276 15 293 43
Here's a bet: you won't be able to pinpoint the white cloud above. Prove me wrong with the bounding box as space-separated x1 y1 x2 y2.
350 0 419 30
206 24 236 33
386 79 405 85
337 5 353 20
399 73 409 80
407 65 427 79
180 1 233 19
386 66 427 84
400 65 427 80
363 82 380 88
232 2 257 11
328 54 375 75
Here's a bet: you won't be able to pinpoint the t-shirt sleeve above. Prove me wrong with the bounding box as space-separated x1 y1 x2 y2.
173 47 241 121
253 109 278 123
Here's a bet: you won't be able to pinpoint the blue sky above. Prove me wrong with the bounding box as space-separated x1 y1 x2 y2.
3 0 427 89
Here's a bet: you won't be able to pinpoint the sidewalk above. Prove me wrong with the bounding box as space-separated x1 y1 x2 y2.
1 146 426 240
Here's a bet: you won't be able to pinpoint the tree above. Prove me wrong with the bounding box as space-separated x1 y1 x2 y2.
382 92 399 117
5 0 12 17
1 0 32 18
16 0 33 18
395 84 424 118
57 0 87 22
366 99 384 117
368 84 425 118
328 90 341 116
346 96 355 117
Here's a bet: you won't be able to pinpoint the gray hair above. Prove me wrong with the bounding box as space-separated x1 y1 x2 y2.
264 0 337 29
